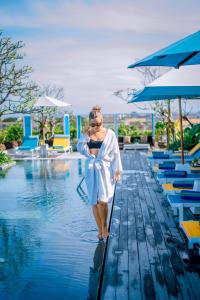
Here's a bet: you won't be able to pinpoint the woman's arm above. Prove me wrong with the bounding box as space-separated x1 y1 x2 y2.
112 133 123 181
77 133 90 157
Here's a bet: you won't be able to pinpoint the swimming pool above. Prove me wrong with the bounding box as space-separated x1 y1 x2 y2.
0 159 106 300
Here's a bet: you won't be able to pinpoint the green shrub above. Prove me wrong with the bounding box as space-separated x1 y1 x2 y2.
0 152 12 166
169 124 200 151
118 123 129 136
54 124 63 134
191 157 200 167
118 123 152 138
5 124 23 143
70 127 77 139
0 129 7 144
169 140 181 151
143 130 152 136
155 121 167 142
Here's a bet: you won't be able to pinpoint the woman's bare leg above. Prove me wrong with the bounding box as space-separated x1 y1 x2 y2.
97 202 109 238
92 204 103 238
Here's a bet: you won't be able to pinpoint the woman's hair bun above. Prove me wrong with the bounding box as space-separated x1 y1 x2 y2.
89 105 102 120
92 105 102 113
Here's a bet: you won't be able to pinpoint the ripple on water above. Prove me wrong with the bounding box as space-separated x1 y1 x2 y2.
112 218 120 224
80 229 99 243
113 205 121 211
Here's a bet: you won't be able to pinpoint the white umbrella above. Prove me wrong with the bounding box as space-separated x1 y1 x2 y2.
34 96 71 141
34 96 71 107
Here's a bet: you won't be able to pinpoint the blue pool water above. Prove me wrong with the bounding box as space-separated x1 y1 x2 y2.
0 160 106 300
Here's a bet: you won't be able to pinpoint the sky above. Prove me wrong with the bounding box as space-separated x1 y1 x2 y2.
1 0 200 114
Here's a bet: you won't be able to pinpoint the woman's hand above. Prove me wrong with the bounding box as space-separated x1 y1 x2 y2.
114 170 121 182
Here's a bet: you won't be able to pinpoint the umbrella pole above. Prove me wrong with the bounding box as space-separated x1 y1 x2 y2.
178 96 184 164
167 100 171 149
41 109 45 144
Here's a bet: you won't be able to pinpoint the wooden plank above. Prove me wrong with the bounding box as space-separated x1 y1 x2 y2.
128 189 142 300
132 186 144 229
158 249 182 300
167 245 196 300
115 180 129 299
116 249 129 300
144 189 167 250
137 226 156 300
118 189 128 251
132 172 156 300
101 191 121 300
137 180 170 300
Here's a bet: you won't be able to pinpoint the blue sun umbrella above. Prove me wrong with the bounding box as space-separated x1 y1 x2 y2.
129 65 200 163
128 30 200 69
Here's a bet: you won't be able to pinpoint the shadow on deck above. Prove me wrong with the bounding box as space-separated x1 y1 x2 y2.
99 150 200 300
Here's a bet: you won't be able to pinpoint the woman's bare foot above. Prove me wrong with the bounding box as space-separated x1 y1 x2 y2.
97 232 103 240
102 225 109 238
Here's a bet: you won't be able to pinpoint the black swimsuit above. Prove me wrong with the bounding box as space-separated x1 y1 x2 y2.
87 139 103 149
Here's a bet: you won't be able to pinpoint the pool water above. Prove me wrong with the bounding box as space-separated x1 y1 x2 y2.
0 160 106 300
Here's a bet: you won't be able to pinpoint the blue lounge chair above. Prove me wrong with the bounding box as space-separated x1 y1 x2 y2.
157 170 200 184
148 143 200 167
162 180 194 195
167 191 200 224
155 161 200 174
16 136 39 157
180 221 200 254
158 161 176 170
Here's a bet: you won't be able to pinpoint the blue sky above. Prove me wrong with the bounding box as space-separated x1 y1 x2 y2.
1 0 200 114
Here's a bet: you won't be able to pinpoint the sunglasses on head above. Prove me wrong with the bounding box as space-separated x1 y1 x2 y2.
90 122 102 127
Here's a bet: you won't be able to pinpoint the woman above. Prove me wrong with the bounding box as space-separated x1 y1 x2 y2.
77 106 122 239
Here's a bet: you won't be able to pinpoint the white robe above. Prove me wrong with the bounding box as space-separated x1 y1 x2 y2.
77 129 122 205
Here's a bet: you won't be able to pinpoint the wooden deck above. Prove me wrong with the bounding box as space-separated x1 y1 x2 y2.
99 150 200 300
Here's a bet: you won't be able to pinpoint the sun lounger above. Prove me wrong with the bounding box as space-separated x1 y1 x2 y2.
180 221 200 254
167 191 200 223
48 135 72 153
162 181 194 195
124 143 150 150
159 161 176 169
148 143 200 167
15 136 39 157
151 143 200 158
157 170 200 184
162 176 200 192
154 162 200 174
190 166 200 173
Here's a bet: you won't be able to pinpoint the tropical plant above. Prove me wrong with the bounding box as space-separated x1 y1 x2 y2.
155 121 167 142
0 152 12 165
169 123 200 151
5 124 23 143
118 123 129 136
191 157 200 167
0 129 7 144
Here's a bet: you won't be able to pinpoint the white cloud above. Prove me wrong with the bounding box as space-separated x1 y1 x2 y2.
23 36 141 114
1 0 200 114
1 0 200 34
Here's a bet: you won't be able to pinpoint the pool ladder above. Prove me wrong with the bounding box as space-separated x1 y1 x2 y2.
76 176 88 201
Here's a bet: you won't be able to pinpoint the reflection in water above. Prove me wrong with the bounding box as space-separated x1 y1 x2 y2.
78 159 83 176
0 220 41 298
25 160 70 180
88 240 106 300
0 159 101 299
